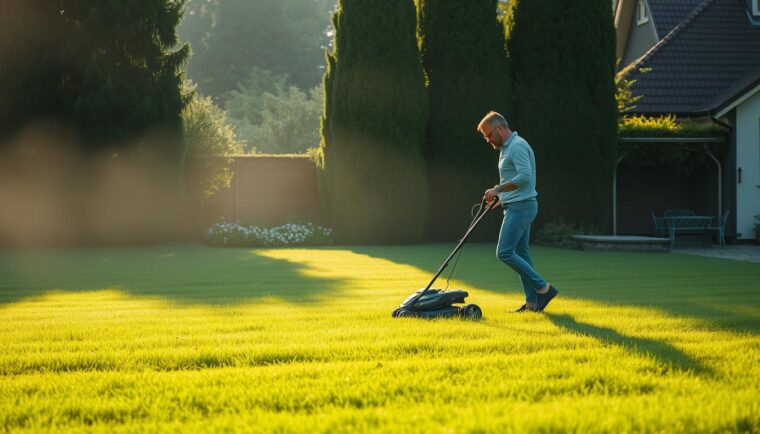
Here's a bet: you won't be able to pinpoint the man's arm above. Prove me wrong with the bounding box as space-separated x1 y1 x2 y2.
495 180 519 192
509 143 533 187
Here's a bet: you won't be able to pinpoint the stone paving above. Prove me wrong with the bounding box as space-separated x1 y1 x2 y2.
672 244 760 263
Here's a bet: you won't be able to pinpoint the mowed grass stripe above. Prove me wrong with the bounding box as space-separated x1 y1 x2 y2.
0 244 758 432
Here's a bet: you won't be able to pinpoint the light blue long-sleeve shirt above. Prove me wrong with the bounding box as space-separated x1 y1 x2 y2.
498 131 538 204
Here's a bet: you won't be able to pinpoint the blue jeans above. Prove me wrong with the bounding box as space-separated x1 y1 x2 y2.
496 198 546 304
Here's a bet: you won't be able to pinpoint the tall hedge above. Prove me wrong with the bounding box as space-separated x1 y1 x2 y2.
417 0 511 241
318 0 428 244
505 0 617 231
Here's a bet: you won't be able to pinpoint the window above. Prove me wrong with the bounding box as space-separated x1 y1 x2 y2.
637 0 649 25
753 0 760 16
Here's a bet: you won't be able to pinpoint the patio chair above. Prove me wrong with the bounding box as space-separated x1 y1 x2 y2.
650 211 666 237
707 210 730 248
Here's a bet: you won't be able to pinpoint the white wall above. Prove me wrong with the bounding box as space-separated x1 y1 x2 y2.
622 0 659 66
735 89 760 239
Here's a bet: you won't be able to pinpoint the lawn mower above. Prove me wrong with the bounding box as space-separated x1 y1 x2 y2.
392 197 499 320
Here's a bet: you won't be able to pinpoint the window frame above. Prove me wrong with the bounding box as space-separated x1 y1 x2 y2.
637 0 650 26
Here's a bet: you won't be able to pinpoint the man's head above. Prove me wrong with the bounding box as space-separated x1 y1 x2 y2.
477 111 511 150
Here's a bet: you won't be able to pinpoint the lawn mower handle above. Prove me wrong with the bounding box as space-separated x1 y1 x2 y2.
408 197 499 306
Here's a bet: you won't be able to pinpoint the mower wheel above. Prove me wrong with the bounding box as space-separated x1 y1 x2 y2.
460 304 483 320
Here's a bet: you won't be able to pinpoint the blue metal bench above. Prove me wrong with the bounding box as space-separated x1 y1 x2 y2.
664 214 713 248
664 209 696 218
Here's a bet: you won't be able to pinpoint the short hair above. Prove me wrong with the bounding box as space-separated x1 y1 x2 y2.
477 111 509 131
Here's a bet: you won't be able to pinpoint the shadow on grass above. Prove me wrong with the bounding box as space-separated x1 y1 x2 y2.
546 313 714 376
0 245 346 306
346 243 760 335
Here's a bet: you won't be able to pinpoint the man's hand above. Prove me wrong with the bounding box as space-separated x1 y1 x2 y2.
484 187 500 203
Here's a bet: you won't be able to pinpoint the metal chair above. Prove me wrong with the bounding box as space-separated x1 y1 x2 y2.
650 211 666 237
707 210 730 248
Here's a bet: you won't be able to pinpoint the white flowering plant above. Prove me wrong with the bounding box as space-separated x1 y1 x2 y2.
206 220 333 247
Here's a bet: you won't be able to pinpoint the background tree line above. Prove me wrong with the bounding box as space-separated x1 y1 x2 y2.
0 0 335 245
178 0 335 154
0 0 617 245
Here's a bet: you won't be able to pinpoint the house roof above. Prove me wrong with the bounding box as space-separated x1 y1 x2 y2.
623 0 760 116
648 0 705 37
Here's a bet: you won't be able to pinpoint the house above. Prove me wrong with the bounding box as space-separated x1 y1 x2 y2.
615 0 760 241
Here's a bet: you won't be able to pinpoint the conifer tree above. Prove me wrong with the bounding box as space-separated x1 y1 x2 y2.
0 0 189 163
319 0 428 244
0 0 191 244
417 0 511 241
505 0 617 230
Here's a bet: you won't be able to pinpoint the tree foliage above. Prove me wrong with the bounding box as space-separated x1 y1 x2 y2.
319 0 428 244
615 63 648 116
505 0 617 231
223 70 323 154
239 86 323 155
417 0 511 241
223 69 289 128
179 0 335 100
0 0 189 160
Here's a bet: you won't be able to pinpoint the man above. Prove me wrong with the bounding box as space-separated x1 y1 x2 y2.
478 111 558 312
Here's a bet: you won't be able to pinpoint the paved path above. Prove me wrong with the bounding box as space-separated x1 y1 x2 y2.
672 245 760 263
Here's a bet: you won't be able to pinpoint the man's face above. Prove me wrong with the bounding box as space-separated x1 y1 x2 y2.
480 124 503 150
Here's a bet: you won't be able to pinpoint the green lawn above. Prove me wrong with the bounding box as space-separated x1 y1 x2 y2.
1 244 758 433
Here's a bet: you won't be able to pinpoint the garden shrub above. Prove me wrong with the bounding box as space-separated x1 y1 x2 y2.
619 115 728 138
536 217 598 249
182 91 243 205
206 220 332 247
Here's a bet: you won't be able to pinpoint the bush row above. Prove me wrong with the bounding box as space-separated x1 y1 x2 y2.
207 221 332 247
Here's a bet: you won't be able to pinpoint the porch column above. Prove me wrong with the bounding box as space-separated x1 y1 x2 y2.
613 151 628 236
705 145 722 220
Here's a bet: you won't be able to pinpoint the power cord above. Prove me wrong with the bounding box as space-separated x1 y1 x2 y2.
443 201 486 290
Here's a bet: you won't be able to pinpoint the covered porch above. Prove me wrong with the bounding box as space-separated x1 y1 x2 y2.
612 136 731 245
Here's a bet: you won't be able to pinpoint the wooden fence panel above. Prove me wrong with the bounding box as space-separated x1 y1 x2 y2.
227 155 323 226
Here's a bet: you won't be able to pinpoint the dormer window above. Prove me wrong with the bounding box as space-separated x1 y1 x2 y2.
637 0 650 25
